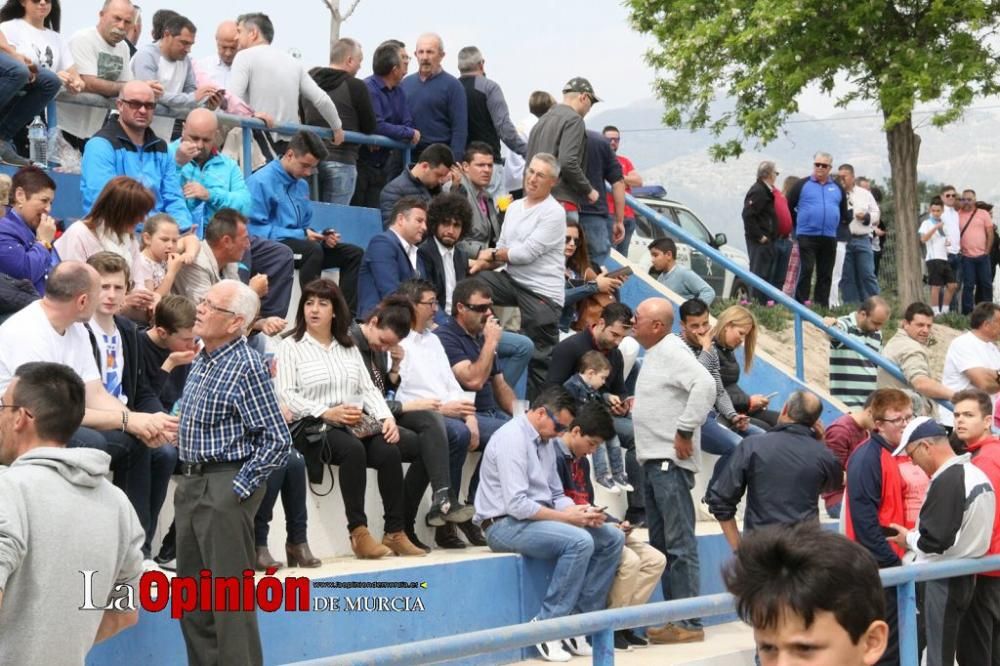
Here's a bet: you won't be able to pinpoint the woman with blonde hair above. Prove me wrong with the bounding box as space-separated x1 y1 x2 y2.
712 304 779 429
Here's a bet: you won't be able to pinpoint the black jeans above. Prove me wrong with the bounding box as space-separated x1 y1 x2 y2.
351 161 389 209
958 575 1000 665
297 427 405 534
254 448 309 546
746 238 776 303
795 234 838 307
395 410 451 530
278 237 364 314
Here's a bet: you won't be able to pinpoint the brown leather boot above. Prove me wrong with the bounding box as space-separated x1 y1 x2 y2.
350 526 392 559
382 531 429 556
285 542 322 568
255 546 283 571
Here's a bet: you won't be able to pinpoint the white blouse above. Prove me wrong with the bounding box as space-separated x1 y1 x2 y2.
276 332 392 421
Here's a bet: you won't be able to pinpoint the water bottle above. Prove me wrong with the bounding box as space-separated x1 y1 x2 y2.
28 116 47 167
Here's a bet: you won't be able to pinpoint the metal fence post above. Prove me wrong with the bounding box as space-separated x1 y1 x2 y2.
896 581 918 666
242 128 253 180
590 628 614 666
793 312 804 381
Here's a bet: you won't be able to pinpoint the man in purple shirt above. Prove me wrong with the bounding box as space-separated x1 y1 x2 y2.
353 39 420 208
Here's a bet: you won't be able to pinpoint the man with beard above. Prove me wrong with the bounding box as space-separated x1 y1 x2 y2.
878 302 954 418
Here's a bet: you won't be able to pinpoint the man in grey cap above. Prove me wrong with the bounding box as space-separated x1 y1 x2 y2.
526 77 602 221
887 416 995 666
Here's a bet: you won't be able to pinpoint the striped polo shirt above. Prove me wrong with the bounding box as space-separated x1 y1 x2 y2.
829 312 882 408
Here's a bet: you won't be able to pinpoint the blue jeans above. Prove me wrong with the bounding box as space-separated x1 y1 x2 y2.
840 235 880 305
701 414 765 491
317 160 358 205
255 449 309 546
962 254 993 314
0 55 59 140
498 330 532 397
592 436 625 480
614 217 635 256
579 212 613 267
242 236 295 318
463 411 510 502
485 516 625 619
444 416 471 503
644 461 701 628
768 238 792 290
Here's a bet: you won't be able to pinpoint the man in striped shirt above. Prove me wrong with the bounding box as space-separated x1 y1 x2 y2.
174 279 291 665
823 296 890 409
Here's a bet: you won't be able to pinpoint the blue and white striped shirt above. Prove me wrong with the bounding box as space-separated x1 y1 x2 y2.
177 337 291 499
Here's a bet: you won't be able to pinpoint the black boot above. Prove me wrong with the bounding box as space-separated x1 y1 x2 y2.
406 527 431 553
456 519 487 546
435 523 466 549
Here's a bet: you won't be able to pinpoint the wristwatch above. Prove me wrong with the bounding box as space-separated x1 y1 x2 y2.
491 249 498 263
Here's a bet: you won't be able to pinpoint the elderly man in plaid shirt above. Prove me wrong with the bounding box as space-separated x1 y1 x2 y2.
173 279 291 666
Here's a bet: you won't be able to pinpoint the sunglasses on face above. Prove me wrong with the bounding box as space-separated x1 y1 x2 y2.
545 407 568 433
565 236 578 245
814 162 832 168
462 302 493 313
120 99 156 111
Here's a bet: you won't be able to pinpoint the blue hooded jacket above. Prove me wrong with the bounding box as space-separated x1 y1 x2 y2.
787 175 848 237
245 159 312 241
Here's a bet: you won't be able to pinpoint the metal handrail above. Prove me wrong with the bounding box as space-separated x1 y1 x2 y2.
47 93 412 178
625 193 952 410
284 555 1000 666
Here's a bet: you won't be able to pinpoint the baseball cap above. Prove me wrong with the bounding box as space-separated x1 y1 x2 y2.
562 77 602 103
892 416 947 456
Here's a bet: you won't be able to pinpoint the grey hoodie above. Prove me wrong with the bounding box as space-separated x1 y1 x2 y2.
0 447 144 665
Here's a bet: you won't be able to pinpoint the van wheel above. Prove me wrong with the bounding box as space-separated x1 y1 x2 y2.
731 280 751 302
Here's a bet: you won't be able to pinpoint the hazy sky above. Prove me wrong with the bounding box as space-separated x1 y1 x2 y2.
61 0 846 128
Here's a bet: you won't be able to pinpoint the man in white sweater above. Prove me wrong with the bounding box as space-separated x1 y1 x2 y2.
632 296 715 644
230 12 343 154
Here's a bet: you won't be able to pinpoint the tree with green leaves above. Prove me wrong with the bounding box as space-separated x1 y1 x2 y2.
627 0 1000 305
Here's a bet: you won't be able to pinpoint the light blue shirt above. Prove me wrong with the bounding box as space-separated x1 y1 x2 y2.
657 264 716 304
474 415 574 523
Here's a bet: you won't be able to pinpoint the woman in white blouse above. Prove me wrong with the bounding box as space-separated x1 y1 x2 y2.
0 0 83 92
277 279 426 559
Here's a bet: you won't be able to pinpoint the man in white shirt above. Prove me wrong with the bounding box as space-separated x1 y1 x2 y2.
941 185 963 311
837 163 881 306
941 302 1000 427
230 12 343 156
469 153 566 396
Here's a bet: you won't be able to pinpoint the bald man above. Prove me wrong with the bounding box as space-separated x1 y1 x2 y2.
169 108 294 318
193 20 259 119
632 296 715 644
401 33 467 160
81 80 193 230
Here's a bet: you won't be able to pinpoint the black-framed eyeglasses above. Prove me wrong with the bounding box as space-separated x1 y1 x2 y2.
198 298 236 317
943 193 956 197
462 302 493 313
878 413 914 427
0 395 32 417
814 162 832 168
418 299 439 308
119 98 156 111
544 407 568 433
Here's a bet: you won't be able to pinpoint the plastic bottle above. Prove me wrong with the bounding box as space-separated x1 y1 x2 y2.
28 115 47 167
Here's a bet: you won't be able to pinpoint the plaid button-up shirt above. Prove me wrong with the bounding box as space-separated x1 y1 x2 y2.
177 336 290 499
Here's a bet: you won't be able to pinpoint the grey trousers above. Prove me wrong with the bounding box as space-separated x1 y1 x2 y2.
175 469 266 666
923 574 976 666
958 575 1000 665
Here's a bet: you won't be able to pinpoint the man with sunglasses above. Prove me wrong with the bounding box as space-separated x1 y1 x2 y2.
785 151 849 307
958 187 994 314
474 390 624 662
842 387 914 666
940 185 962 311
80 79 193 231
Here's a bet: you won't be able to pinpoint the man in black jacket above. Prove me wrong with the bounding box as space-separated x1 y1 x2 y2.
84 252 178 564
418 192 472 316
741 160 779 304
305 37 377 205
706 390 839 551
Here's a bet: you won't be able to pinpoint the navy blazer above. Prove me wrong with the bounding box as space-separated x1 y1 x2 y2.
417 237 469 313
358 230 425 316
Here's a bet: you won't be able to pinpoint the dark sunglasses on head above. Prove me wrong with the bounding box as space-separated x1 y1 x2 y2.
120 99 156 111
814 162 832 168
462 302 493 313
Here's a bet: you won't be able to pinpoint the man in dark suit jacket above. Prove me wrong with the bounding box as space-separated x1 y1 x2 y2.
358 197 429 315
418 192 473 321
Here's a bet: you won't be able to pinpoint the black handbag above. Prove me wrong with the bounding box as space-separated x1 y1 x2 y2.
289 417 336 496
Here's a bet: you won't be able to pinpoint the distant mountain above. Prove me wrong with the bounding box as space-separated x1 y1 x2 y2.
587 100 1000 252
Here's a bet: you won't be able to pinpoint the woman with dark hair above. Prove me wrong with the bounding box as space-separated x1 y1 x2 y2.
561 218 622 331
0 0 83 92
55 176 154 265
276 279 425 559
349 294 473 552
0 165 56 293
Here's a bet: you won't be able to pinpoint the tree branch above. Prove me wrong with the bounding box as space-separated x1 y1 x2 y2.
320 0 334 10
342 0 362 21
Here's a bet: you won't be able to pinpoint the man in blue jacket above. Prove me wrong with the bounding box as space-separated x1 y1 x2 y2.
169 108 293 319
246 130 364 313
786 151 848 307
80 80 193 231
358 197 427 315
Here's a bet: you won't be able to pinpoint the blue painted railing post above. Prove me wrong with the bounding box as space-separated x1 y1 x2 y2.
242 128 253 180
897 581 918 666
403 146 412 168
793 312 804 381
590 629 614 665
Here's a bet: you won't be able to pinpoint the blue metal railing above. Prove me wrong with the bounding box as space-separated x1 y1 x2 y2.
624 193 952 410
46 94 412 179
284 555 1000 666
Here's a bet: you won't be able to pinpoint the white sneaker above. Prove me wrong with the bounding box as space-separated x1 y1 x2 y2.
615 481 635 492
562 635 593 656
535 639 572 662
